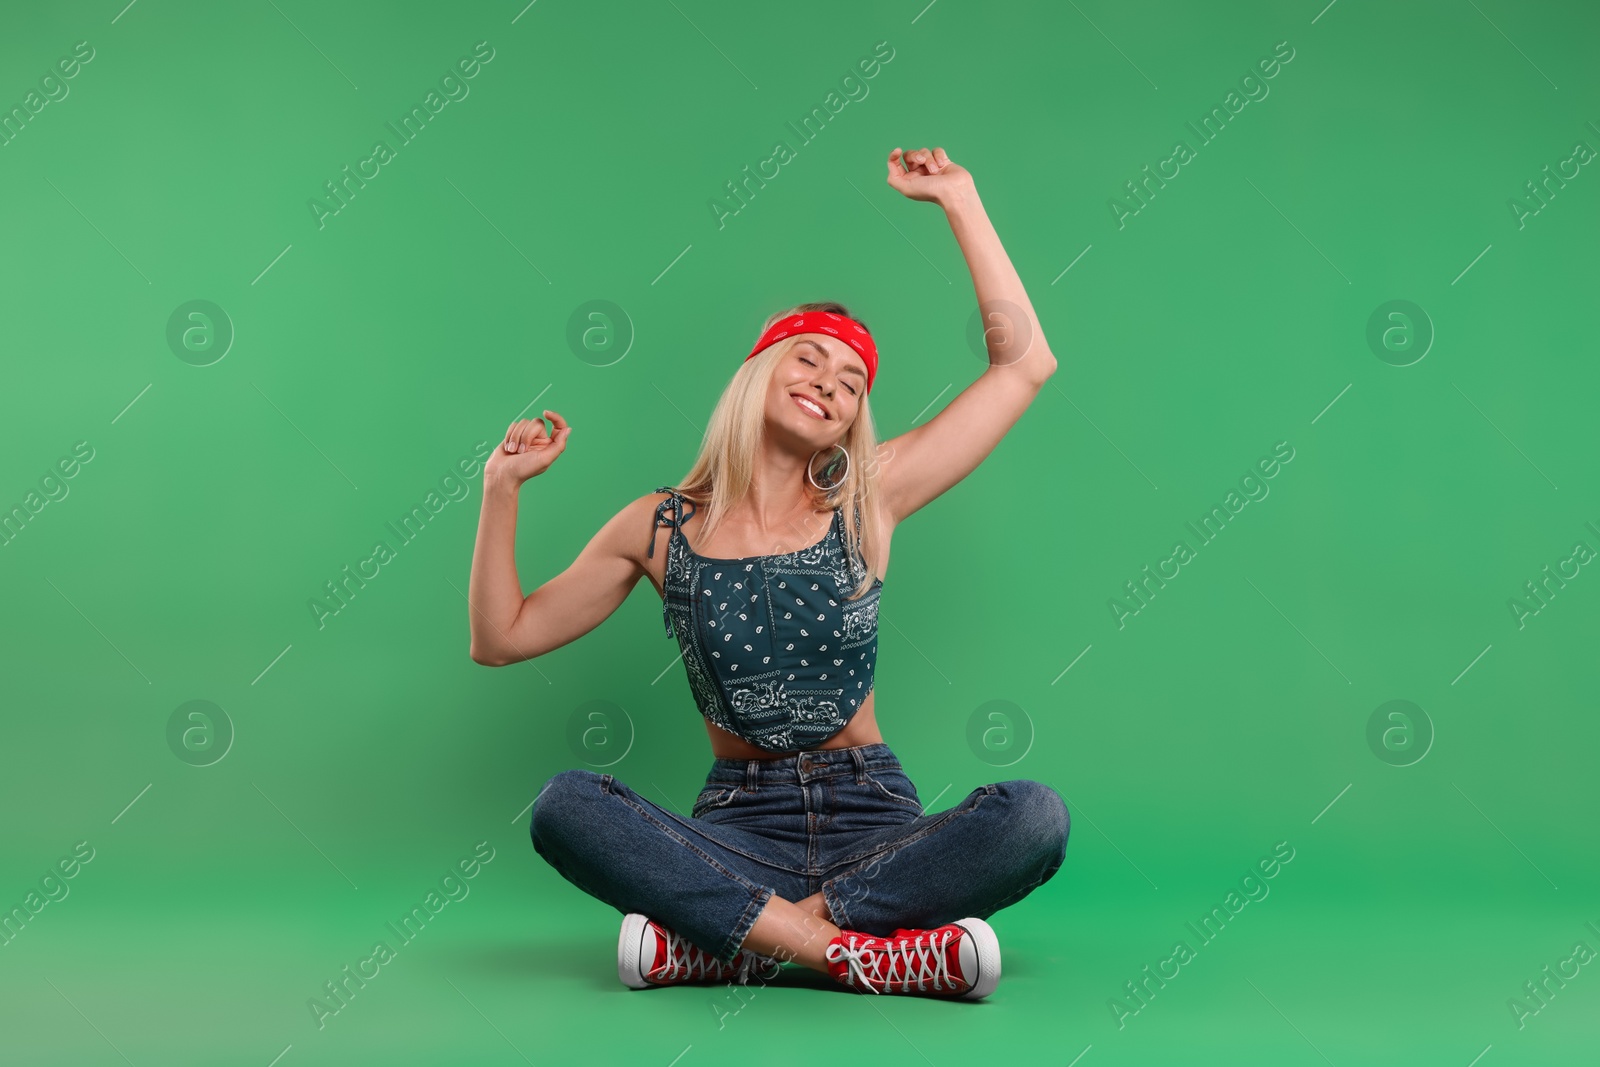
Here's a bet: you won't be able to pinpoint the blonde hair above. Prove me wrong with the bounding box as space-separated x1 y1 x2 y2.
667 301 883 600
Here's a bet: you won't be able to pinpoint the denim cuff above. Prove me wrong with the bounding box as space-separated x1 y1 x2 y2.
722 884 775 963
821 878 854 934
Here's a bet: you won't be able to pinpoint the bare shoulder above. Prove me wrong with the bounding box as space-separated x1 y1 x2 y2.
607 491 675 567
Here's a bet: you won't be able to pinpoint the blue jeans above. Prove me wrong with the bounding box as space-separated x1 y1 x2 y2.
529 742 1070 964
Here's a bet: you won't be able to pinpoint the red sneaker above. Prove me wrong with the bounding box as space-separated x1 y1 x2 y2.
618 913 782 989
824 917 1001 1000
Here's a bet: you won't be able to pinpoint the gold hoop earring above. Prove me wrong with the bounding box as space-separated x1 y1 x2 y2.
807 443 850 492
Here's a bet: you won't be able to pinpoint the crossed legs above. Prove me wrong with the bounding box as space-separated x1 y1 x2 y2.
742 891 838 972
530 769 1070 976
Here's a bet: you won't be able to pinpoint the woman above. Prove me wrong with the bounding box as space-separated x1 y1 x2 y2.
468 147 1068 1000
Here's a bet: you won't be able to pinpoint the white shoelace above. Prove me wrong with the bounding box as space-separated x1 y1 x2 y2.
655 924 723 981
654 923 775 984
731 949 766 985
826 930 959 994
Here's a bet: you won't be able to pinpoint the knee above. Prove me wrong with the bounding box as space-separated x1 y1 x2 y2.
996 780 1069 865
529 768 605 850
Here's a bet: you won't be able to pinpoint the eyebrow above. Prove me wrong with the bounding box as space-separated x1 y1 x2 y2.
796 338 866 381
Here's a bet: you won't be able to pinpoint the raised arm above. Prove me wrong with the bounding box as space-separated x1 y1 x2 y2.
468 411 644 666
875 146 1058 524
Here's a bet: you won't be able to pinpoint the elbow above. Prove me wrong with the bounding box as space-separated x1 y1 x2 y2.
471 641 539 667
469 644 505 667
1029 349 1059 385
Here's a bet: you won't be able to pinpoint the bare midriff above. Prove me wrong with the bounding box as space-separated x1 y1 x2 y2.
705 688 883 760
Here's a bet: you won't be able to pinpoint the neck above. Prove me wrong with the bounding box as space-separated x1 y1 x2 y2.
744 437 824 531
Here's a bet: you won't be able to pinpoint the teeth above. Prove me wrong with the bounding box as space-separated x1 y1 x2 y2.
793 396 825 418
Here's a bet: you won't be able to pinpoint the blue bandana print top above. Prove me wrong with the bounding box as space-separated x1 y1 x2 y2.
647 486 882 753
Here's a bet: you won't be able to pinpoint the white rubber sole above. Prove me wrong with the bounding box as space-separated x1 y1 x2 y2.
953 916 1002 1000
617 912 652 989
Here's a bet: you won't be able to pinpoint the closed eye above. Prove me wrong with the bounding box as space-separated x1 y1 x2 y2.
801 357 857 395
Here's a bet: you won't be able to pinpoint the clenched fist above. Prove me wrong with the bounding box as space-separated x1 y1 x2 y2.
484 409 571 488
886 146 975 207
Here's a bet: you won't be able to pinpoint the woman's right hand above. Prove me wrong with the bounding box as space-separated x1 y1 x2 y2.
483 409 571 488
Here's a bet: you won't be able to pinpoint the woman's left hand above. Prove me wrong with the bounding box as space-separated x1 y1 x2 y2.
885 146 975 206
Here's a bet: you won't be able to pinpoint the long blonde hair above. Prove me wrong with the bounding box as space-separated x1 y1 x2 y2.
667 301 884 600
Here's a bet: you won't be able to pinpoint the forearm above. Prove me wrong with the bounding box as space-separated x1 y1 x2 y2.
943 189 1057 380
467 474 529 663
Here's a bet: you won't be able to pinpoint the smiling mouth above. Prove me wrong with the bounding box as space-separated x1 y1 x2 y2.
791 394 829 420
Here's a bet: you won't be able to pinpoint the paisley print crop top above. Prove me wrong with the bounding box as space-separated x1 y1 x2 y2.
647 486 882 754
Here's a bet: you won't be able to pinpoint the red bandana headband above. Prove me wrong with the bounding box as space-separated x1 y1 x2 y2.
745 310 878 395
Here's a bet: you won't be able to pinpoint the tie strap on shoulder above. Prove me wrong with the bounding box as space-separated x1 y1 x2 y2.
648 485 697 559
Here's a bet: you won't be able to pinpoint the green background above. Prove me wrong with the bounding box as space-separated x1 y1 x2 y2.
3 0 1596 1063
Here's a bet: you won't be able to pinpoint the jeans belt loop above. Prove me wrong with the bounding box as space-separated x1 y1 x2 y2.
745 759 760 793
849 745 866 784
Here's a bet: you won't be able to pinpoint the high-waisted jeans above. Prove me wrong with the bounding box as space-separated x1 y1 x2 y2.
528 742 1071 963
